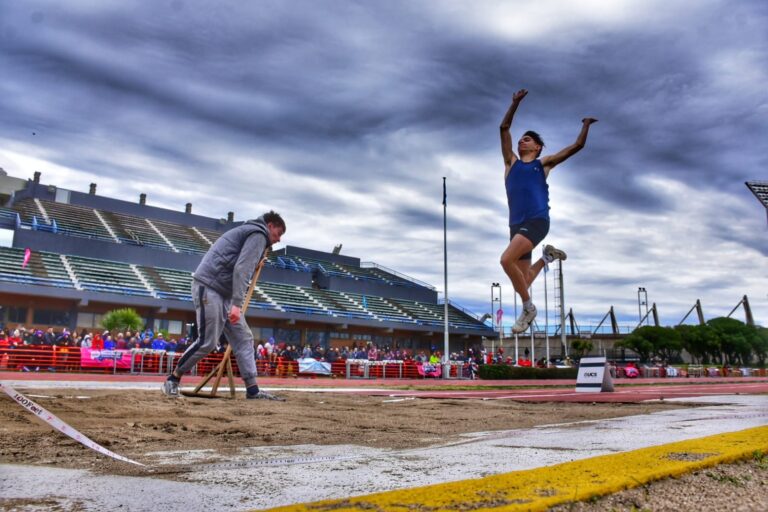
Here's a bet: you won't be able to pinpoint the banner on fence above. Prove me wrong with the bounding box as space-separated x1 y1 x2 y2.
417 363 442 378
298 358 332 375
79 347 131 369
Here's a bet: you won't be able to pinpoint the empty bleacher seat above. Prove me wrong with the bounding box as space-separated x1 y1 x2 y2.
151 219 211 254
0 247 74 288
138 265 194 301
66 254 151 296
100 211 171 250
302 288 374 320
257 282 329 316
343 292 414 323
14 198 114 243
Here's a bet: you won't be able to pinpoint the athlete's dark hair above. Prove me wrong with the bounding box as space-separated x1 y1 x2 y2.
263 210 286 232
523 130 545 157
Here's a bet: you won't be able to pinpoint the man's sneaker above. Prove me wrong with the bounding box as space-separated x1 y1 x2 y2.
543 244 567 263
161 378 180 398
512 305 537 333
246 389 285 401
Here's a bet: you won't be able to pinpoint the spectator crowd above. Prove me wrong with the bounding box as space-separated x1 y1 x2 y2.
0 323 554 377
0 325 192 352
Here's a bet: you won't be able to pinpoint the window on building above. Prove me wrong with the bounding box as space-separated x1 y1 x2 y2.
396 337 415 349
33 308 70 326
372 335 393 346
1 305 27 325
153 319 183 335
275 328 301 343
306 330 329 348
76 312 104 329
167 320 182 335
253 327 275 342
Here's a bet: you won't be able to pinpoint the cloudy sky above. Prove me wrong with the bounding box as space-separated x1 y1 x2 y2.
0 0 766 330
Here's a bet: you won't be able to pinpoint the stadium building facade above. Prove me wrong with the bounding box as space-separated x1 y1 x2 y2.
0 172 495 353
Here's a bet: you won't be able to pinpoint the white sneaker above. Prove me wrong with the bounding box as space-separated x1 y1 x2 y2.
543 245 567 263
247 390 285 401
512 305 537 333
161 378 179 398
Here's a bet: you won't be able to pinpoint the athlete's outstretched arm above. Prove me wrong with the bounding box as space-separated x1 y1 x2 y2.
541 117 597 172
500 89 527 169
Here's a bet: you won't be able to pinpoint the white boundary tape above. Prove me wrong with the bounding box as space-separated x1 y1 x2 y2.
0 381 145 466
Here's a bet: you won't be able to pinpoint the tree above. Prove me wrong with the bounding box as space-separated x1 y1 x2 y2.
617 326 681 363
652 327 683 363
617 328 654 363
674 324 719 364
571 339 594 358
707 317 753 365
101 308 144 333
752 327 768 368
675 325 703 363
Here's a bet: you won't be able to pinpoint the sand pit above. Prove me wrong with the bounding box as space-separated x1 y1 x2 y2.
0 387 688 475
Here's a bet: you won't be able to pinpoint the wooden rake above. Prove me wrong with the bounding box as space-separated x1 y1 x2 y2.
181 250 269 399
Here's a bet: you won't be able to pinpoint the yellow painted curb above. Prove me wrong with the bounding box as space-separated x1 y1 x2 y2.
261 426 768 511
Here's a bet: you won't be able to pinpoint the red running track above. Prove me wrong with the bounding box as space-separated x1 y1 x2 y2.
3 371 768 403
359 381 768 403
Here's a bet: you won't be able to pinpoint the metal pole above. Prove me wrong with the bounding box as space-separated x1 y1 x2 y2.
490 284 495 354
491 283 501 355
499 285 503 359
514 292 519 364
442 177 449 365
559 260 567 357
529 285 534 365
544 265 550 366
490 285 494 331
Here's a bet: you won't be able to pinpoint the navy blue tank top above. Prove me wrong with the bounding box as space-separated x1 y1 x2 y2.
505 158 549 225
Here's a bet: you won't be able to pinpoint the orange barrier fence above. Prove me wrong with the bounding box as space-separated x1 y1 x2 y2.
6 347 757 380
0 346 473 380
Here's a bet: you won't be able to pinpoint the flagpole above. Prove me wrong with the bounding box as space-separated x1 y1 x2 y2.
442 177 449 366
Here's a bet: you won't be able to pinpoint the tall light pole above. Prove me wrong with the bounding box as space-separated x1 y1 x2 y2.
491 282 501 355
638 287 648 325
544 266 550 366
514 290 519 363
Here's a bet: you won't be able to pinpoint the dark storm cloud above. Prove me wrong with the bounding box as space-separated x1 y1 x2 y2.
3 0 764 198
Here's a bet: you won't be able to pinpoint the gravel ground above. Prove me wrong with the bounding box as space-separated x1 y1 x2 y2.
550 454 768 511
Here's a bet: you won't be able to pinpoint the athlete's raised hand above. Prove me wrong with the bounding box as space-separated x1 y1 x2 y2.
582 117 598 125
512 89 528 103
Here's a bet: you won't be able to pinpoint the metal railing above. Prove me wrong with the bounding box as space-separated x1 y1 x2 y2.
360 261 436 290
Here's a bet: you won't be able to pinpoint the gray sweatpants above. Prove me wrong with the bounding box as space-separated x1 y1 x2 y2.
174 281 258 384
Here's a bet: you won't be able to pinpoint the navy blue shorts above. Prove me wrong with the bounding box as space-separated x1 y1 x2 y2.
509 218 550 260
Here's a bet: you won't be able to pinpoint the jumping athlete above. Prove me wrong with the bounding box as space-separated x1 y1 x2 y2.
162 211 286 399
499 89 597 333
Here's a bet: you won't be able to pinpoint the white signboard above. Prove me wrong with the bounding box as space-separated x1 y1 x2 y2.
575 356 613 393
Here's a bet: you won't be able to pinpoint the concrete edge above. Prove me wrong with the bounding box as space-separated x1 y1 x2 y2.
259 425 768 512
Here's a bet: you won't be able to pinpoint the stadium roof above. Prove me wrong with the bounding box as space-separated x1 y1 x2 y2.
746 181 768 209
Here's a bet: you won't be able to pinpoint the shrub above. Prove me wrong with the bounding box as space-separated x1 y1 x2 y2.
101 308 144 333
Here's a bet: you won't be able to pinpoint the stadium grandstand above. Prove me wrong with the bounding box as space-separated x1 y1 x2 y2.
0 171 495 354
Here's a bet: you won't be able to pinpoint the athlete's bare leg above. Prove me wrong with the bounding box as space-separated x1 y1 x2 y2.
500 234 533 302
516 258 546 288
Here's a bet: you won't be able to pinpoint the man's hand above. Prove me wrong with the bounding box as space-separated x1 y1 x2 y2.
512 89 528 103
582 117 598 125
228 305 242 324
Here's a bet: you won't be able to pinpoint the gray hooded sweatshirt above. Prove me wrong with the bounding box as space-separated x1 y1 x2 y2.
192 216 271 306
